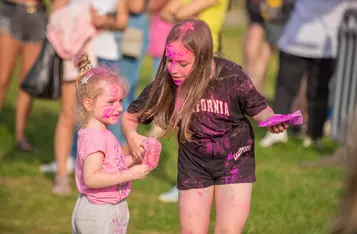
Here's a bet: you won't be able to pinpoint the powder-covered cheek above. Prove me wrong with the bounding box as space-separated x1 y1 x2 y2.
102 107 115 118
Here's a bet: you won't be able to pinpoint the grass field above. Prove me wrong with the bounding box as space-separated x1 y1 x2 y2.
0 25 343 234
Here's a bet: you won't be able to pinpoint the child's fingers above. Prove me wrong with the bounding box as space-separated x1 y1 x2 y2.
278 124 286 132
283 122 289 129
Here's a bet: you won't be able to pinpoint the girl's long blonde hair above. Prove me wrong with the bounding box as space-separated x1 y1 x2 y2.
134 19 215 142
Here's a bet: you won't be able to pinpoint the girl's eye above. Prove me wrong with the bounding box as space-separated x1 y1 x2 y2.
180 63 188 67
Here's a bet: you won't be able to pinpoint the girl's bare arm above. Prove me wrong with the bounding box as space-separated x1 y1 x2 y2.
174 0 219 20
83 152 132 188
50 0 69 14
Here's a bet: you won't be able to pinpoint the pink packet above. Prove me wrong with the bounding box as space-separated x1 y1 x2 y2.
258 110 304 127
141 137 162 170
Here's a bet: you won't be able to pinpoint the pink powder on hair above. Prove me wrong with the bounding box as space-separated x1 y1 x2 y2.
179 22 194 36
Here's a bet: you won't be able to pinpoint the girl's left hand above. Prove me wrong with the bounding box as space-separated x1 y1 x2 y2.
268 122 289 134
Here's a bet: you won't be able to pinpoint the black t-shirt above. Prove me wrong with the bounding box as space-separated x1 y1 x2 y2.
128 57 267 161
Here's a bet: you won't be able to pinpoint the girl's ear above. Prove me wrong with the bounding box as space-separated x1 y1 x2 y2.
82 98 93 112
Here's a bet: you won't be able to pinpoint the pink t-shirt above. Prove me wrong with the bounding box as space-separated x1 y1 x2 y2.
75 128 131 204
148 14 174 58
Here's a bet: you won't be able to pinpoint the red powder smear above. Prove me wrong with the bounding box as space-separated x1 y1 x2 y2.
102 107 115 118
241 203 250 214
141 137 162 170
230 193 236 207
112 218 122 233
197 190 203 197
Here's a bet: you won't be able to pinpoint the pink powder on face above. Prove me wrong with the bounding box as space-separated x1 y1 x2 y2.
102 107 115 119
165 42 193 85
104 83 119 98
110 83 118 98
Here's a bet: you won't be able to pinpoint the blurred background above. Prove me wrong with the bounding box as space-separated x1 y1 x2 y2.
1 0 357 233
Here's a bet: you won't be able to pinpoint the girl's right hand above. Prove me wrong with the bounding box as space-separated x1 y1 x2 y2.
128 164 151 180
127 132 147 163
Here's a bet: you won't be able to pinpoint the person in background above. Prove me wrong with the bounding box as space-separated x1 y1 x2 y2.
146 0 174 137
0 0 47 151
48 0 129 195
242 0 294 95
260 0 348 148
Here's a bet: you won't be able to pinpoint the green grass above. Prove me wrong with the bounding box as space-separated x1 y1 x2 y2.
0 26 343 234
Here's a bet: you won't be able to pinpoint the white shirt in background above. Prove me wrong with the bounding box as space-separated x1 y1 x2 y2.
278 0 350 58
91 0 121 60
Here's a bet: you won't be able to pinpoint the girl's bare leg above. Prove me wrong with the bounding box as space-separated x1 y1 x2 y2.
179 186 214 234
15 41 42 150
0 34 21 111
214 183 253 234
53 81 76 195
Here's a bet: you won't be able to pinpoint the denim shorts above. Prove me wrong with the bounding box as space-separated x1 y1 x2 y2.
0 0 47 43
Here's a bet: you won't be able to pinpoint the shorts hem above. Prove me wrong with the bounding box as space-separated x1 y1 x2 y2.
177 181 214 190
214 175 256 185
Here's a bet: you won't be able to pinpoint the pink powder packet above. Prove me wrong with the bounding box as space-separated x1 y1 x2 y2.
258 110 303 127
141 137 162 170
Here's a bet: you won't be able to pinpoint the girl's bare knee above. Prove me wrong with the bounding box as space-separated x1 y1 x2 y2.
214 225 244 234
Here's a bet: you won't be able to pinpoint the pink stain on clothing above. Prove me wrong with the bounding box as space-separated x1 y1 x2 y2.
112 218 122 234
76 128 131 204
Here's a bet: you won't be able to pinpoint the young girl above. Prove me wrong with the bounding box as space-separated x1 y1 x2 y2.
121 19 289 233
71 54 151 234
